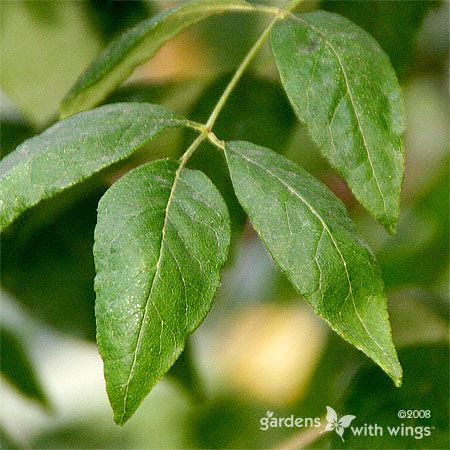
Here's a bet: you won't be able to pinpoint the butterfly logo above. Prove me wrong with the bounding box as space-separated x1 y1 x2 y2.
322 406 356 442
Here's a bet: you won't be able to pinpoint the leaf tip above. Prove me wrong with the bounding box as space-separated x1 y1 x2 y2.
113 416 126 426
378 210 399 235
385 220 398 235
37 391 53 413
58 102 74 120
113 407 133 426
386 356 403 388
393 368 403 388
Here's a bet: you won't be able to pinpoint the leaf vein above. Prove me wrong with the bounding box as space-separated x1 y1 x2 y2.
119 165 181 422
164 239 189 323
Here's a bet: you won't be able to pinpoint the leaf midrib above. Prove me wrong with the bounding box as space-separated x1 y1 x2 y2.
119 162 183 422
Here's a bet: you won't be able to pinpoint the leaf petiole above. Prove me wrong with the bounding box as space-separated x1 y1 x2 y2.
204 12 281 130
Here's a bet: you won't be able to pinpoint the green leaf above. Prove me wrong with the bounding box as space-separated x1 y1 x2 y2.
60 0 255 118
1 326 48 406
1 187 103 340
167 340 203 400
378 159 449 290
224 141 402 385
94 159 230 424
271 11 405 232
0 117 35 159
0 103 191 231
86 0 154 43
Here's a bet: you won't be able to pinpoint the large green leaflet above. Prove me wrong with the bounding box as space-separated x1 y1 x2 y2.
94 159 230 424
60 0 255 117
224 141 402 385
271 11 405 233
0 103 190 231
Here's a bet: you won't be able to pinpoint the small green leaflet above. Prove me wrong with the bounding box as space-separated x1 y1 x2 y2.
94 159 230 424
224 141 402 385
60 0 255 117
0 103 191 231
271 11 405 233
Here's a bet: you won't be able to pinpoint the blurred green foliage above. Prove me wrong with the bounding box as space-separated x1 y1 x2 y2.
1 186 102 340
322 0 439 80
0 325 47 407
333 344 449 449
378 160 449 291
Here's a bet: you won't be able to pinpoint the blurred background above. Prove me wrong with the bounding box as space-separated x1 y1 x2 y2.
0 1 448 448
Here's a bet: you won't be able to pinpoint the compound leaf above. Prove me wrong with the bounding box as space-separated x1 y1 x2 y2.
94 159 230 424
271 11 405 232
225 141 402 385
0 103 191 231
60 0 255 117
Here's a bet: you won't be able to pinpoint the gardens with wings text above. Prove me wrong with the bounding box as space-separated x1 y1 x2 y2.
259 406 434 442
